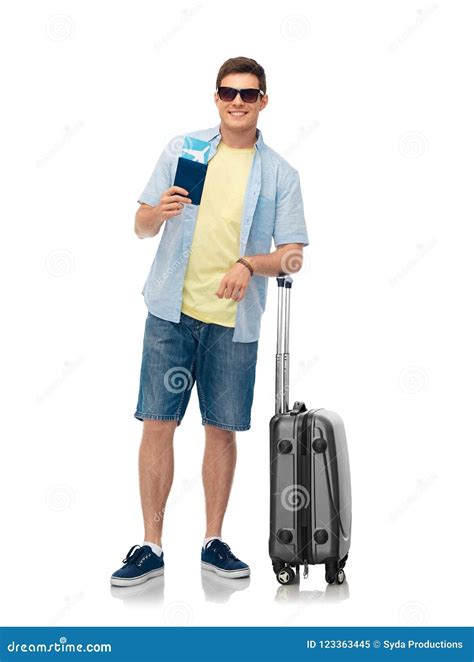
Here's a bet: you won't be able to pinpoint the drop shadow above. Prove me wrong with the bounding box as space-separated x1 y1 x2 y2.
201 569 251 603
274 573 350 604
109 575 165 607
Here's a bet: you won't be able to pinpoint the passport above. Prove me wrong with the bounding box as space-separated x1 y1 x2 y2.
173 137 211 205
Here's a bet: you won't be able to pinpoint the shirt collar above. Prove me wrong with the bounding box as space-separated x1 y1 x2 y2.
207 123 264 151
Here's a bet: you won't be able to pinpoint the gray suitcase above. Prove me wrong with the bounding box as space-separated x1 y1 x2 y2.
269 275 352 585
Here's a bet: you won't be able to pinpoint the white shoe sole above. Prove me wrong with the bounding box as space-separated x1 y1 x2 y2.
110 566 164 587
201 561 250 579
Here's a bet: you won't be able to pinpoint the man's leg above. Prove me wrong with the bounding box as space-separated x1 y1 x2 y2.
195 323 256 577
202 424 237 537
139 419 178 546
200 424 249 577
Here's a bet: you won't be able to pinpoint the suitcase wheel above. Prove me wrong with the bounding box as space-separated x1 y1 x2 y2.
276 566 296 585
336 569 346 584
325 568 346 585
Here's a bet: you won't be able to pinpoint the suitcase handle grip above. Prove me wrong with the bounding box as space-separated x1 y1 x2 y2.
277 275 293 288
275 274 293 414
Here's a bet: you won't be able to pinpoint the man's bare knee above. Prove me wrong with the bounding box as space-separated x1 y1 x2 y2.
204 424 235 442
142 419 178 440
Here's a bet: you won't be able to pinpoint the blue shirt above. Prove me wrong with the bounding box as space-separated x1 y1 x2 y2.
137 124 309 343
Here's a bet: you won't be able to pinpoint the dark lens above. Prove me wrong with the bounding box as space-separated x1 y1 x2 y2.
218 87 237 102
240 88 261 103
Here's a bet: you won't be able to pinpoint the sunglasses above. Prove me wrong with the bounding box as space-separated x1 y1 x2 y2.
216 86 264 103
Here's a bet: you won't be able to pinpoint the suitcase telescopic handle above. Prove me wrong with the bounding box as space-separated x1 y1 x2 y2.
275 274 293 414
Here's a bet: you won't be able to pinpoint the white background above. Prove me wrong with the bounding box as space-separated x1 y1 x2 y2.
1 0 473 628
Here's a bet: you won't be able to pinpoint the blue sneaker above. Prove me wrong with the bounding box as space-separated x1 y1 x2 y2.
201 539 250 578
110 544 164 587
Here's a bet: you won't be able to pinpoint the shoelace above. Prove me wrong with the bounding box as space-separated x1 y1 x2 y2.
209 540 239 561
122 544 144 565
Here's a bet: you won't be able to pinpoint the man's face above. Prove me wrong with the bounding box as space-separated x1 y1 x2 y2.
214 73 268 132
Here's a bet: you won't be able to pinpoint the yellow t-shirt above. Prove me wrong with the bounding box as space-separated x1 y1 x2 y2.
181 141 255 327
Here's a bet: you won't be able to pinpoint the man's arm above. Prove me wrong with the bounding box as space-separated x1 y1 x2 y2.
134 186 192 239
244 242 304 277
215 243 304 302
134 203 164 239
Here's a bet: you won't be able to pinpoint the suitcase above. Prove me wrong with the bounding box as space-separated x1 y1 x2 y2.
269 275 352 585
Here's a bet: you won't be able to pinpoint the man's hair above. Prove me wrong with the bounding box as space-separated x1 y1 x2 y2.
216 57 266 94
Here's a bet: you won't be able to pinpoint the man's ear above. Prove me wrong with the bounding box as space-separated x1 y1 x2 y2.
259 94 269 111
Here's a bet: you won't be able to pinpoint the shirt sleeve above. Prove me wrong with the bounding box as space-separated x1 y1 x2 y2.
137 138 177 206
273 167 310 247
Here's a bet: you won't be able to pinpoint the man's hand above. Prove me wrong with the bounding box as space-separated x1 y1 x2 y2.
156 186 192 222
134 186 192 238
215 244 304 303
216 260 253 303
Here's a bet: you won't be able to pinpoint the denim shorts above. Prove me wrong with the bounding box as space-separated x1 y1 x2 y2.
134 311 259 431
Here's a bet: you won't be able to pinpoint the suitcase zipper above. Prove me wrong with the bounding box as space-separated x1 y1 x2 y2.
297 409 313 574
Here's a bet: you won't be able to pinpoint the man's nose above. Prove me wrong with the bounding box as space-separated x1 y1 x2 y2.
231 92 245 104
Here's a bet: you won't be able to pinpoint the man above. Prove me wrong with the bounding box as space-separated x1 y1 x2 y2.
111 57 309 587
